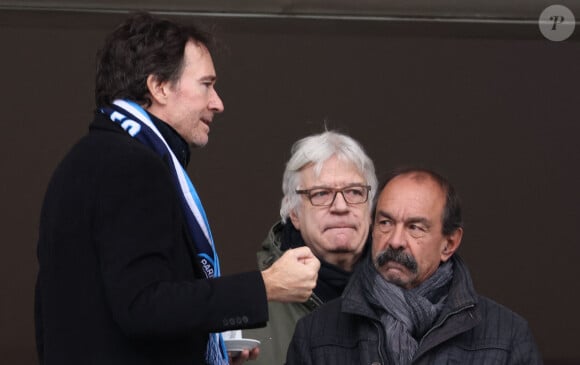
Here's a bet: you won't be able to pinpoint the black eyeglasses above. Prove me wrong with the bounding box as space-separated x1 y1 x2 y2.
295 185 371 206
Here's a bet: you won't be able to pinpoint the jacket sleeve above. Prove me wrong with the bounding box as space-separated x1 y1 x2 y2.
285 317 313 365
94 146 268 339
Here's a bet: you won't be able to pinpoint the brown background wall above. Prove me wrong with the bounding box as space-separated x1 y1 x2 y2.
0 8 579 364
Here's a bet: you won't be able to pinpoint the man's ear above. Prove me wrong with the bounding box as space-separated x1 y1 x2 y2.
146 74 169 105
441 227 463 262
289 209 301 231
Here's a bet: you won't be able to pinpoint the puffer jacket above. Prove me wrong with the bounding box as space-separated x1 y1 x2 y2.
287 255 543 365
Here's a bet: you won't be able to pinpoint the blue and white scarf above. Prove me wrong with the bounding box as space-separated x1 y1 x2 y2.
101 99 227 365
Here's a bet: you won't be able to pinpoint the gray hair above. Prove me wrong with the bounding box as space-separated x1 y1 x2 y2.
280 131 377 222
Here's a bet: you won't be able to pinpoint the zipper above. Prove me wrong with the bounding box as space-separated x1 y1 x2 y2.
301 292 324 311
372 320 386 364
419 303 475 348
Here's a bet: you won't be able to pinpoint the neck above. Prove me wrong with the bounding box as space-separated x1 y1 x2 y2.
323 252 362 272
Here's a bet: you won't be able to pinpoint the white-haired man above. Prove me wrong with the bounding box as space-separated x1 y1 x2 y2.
245 131 377 365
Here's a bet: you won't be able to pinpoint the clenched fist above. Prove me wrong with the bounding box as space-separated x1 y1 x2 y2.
261 246 320 303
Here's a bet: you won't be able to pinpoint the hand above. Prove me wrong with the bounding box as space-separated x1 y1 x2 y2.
261 246 320 303
229 347 259 365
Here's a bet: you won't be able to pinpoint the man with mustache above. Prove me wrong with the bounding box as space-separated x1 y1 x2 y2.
244 131 377 365
286 168 543 365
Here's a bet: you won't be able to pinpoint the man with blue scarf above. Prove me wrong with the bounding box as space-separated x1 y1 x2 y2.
35 12 319 365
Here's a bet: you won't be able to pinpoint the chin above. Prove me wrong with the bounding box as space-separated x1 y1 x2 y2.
327 236 357 249
382 272 410 288
191 137 209 147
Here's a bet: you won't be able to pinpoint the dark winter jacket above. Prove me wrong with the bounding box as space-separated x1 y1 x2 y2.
35 112 268 365
286 255 542 365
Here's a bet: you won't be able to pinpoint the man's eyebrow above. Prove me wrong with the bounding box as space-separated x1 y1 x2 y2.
375 210 394 220
296 185 329 190
298 183 366 190
374 212 430 226
200 75 217 82
343 182 369 188
406 217 431 227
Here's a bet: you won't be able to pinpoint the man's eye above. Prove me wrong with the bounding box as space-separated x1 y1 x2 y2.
311 190 331 198
344 188 364 197
408 224 427 238
378 220 392 227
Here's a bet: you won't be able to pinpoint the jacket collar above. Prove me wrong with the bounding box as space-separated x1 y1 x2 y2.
90 111 190 168
413 255 480 359
439 255 478 314
341 254 480 329
148 112 190 168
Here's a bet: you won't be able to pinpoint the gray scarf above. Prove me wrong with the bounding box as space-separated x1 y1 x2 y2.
361 257 453 365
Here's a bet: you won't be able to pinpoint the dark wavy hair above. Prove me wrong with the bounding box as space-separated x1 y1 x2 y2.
95 12 213 108
373 168 463 236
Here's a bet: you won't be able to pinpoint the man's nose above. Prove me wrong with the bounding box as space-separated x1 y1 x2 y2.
387 225 407 250
209 89 224 113
330 191 349 211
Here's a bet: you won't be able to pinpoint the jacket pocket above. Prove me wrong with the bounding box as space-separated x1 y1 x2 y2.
440 338 511 365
